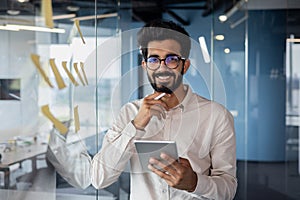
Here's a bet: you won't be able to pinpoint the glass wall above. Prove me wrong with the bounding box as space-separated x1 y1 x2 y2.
0 0 299 200
211 1 299 199
0 1 124 199
211 2 248 199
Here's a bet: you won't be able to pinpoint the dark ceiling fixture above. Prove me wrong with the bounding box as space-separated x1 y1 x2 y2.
131 0 216 25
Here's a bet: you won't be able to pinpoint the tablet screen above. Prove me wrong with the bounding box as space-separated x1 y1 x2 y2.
134 140 178 172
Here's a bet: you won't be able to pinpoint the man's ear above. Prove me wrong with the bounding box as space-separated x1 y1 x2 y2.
141 60 147 70
183 59 190 74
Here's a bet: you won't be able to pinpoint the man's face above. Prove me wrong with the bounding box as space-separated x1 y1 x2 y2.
142 39 187 94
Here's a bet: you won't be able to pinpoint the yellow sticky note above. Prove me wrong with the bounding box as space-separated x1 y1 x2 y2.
74 106 80 133
42 0 54 28
74 19 85 44
41 105 68 134
62 61 79 86
73 63 85 86
30 54 54 88
49 58 66 89
80 62 89 85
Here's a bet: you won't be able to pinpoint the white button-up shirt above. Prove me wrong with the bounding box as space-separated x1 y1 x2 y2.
91 85 237 200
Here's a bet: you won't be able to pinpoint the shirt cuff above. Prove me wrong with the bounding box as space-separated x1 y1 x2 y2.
129 120 146 138
131 120 146 131
191 173 212 198
117 121 146 150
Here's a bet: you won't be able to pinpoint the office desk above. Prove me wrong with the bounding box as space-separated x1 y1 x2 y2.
0 143 48 189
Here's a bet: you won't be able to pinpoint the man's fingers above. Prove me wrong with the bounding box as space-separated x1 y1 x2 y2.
150 105 166 119
148 155 178 176
148 157 168 170
161 153 177 163
148 163 174 181
144 93 169 111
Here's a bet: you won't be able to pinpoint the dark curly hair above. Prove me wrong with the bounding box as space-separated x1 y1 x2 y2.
137 20 191 59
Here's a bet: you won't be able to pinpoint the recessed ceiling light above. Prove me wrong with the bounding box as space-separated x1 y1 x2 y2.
7 10 20 15
218 15 227 22
224 48 231 54
18 0 29 2
215 35 225 41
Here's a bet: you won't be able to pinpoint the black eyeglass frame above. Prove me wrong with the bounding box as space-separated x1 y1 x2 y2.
145 54 186 71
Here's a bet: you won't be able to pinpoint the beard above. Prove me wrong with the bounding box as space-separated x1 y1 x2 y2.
147 67 184 94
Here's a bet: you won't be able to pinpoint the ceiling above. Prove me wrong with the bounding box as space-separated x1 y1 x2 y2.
0 0 230 25
0 0 299 37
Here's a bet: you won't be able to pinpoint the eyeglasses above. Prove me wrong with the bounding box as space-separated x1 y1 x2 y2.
146 55 186 70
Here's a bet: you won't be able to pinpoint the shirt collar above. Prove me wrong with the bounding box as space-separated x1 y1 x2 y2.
171 84 193 112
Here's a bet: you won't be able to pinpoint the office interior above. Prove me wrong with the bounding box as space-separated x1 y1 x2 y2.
0 0 299 199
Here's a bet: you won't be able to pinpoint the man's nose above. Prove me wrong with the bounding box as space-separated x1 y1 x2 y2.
159 59 168 69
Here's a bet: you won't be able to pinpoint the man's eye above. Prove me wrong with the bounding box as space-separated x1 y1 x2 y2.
148 57 159 63
167 56 179 62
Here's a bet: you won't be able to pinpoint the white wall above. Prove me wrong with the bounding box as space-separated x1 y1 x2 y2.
0 30 39 141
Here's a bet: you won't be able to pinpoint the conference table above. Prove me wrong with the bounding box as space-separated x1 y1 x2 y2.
0 142 48 189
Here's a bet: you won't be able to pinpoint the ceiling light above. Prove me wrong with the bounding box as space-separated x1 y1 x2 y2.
7 10 20 15
52 14 76 20
67 6 80 12
198 36 211 64
71 13 118 21
218 15 227 22
218 0 246 22
224 48 231 54
215 35 225 41
0 25 19 31
286 38 300 43
18 0 29 2
5 24 65 33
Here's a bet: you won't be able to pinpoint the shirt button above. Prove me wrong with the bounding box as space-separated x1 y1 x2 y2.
162 189 167 193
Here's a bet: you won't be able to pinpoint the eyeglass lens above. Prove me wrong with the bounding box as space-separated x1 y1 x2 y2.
146 55 181 70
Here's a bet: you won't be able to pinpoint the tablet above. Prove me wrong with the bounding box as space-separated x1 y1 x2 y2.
134 140 178 172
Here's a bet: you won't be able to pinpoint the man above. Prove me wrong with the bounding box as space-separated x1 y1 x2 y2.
91 20 237 199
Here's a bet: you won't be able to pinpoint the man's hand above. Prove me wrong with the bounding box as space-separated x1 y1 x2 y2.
148 153 198 192
132 93 169 130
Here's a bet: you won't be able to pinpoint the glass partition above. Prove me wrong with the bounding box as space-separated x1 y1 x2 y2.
212 2 248 199
0 1 299 200
212 1 299 200
0 1 124 199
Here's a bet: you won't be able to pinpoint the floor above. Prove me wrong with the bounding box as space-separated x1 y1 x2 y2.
1 160 299 200
56 187 129 200
234 160 300 200
53 160 300 200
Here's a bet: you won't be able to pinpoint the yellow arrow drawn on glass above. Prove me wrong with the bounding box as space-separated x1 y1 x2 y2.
30 54 54 88
62 61 79 86
49 58 66 89
41 105 68 134
73 62 85 86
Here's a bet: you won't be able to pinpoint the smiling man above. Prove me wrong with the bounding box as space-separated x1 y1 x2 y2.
144 42 186 94
91 20 237 200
